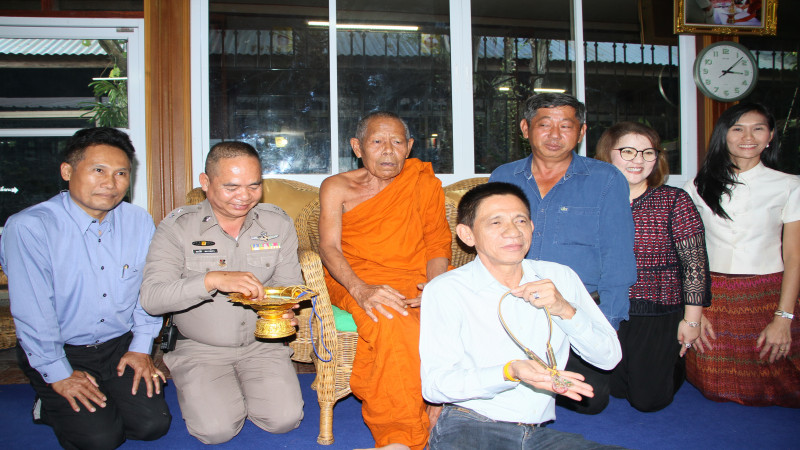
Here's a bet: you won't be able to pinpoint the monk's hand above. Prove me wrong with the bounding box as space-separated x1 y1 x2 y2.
351 283 407 322
51 370 107 413
403 282 429 309
282 304 300 327
118 351 165 397
204 271 264 301
510 280 575 319
508 360 593 402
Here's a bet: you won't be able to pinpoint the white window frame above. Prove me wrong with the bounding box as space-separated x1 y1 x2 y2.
0 17 148 210
190 0 698 187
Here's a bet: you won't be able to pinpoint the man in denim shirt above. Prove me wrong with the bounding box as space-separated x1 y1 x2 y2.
489 93 636 414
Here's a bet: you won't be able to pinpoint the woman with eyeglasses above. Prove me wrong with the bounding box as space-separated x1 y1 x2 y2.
684 103 800 407
595 121 711 412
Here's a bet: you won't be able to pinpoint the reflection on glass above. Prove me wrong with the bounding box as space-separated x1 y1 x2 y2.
582 39 681 173
472 0 574 173
209 2 331 175
0 137 68 226
0 38 128 128
336 0 453 174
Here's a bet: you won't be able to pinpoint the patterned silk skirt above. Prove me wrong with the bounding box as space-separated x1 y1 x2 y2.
686 272 800 407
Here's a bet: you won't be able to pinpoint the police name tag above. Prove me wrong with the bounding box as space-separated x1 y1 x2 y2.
251 242 280 251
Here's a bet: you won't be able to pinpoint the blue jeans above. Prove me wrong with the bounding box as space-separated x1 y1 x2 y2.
429 405 623 450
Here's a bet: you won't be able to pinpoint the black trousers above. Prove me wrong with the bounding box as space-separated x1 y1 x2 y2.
555 350 613 415
609 311 685 412
16 332 172 450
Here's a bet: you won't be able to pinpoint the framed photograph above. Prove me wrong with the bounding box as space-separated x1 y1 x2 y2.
674 0 777 36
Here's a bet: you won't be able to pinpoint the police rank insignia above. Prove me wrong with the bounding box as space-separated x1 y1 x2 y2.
251 242 280 251
251 231 278 242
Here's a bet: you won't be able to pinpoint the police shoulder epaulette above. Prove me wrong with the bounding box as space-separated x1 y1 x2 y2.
160 204 201 225
255 203 289 218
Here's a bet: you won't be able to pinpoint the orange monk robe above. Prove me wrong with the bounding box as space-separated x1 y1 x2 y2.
323 158 452 450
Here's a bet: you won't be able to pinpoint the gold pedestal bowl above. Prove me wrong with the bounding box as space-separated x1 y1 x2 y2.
228 286 317 339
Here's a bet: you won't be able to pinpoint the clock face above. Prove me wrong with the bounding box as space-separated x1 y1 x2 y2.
694 42 758 102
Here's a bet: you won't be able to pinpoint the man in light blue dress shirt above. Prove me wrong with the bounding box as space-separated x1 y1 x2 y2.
489 93 636 414
420 182 622 449
0 128 171 449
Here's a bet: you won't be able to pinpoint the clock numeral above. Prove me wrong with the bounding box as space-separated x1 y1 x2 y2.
741 60 749 67
714 87 719 93
744 70 750 76
722 48 730 54
735 88 741 94
713 50 719 57
742 80 748 86
703 68 709 75
704 59 712 65
705 79 711 85
724 90 730 96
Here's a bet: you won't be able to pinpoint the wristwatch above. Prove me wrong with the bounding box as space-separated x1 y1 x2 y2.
775 310 795 320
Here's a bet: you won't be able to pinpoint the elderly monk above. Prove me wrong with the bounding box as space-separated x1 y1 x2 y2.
319 111 452 450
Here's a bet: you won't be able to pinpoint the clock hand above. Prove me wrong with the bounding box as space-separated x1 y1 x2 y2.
719 57 744 77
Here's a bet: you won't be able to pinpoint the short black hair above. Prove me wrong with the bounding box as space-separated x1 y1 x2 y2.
205 141 261 176
63 127 135 166
521 93 586 126
457 182 531 228
355 111 411 141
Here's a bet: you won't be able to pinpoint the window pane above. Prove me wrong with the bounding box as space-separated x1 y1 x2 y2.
472 0 574 173
209 1 331 175
0 38 129 129
0 136 68 227
53 1 144 11
336 0 453 173
582 5 681 174
739 37 799 175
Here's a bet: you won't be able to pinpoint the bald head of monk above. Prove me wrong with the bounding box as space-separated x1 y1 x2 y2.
350 111 414 181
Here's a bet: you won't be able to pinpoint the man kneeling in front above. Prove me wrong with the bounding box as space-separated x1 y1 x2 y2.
419 182 623 449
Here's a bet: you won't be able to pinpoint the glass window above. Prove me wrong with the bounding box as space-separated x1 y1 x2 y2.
209 1 331 175
0 38 128 129
0 137 68 226
336 0 453 173
739 36 799 175
471 0 574 173
53 1 143 11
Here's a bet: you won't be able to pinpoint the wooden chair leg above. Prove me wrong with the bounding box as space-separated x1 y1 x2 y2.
317 400 335 445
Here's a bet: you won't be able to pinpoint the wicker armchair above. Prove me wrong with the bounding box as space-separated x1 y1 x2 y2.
295 194 475 445
183 181 319 363
443 177 488 267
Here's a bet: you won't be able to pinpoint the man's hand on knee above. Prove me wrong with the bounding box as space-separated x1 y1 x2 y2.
51 370 107 412
351 283 408 322
117 351 165 398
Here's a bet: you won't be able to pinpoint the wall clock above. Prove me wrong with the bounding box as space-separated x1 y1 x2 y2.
693 41 758 102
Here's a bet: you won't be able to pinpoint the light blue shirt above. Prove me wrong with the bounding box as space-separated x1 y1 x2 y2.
0 192 161 383
420 256 621 424
489 154 637 328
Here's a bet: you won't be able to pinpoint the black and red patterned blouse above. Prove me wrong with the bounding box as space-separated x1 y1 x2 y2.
628 185 711 316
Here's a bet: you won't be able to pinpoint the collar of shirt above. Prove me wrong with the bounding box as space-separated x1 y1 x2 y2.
511 152 590 181
735 161 765 183
470 255 543 294
196 199 259 236
61 191 116 236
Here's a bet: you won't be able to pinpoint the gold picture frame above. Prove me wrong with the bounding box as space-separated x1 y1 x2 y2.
674 0 777 36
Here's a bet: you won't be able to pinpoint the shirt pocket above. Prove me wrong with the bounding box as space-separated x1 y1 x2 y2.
554 206 600 247
186 255 226 274
246 251 280 282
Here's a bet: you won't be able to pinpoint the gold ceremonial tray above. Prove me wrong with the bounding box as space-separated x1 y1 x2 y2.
228 286 316 339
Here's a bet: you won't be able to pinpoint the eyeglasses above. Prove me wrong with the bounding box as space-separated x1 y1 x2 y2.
614 147 660 162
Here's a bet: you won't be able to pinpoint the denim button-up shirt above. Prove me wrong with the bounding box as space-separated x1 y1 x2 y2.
489 153 636 328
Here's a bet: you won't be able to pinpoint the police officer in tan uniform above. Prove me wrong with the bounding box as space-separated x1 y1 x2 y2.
140 141 303 444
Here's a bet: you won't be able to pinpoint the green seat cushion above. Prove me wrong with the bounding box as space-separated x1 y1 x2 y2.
331 305 358 332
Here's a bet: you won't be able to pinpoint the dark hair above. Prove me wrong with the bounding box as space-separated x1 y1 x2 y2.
694 102 779 219
355 111 411 141
63 127 135 166
205 141 261 176
595 121 669 187
457 182 531 228
521 93 586 126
